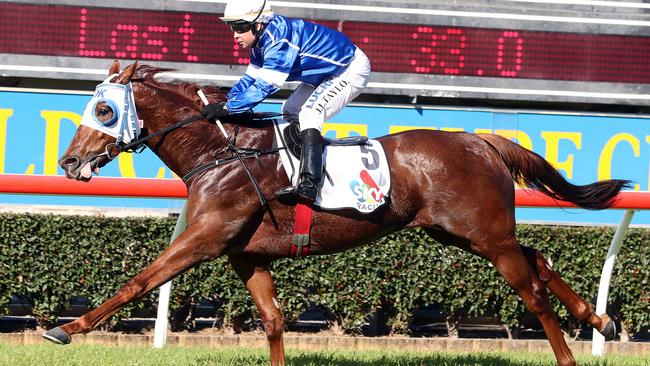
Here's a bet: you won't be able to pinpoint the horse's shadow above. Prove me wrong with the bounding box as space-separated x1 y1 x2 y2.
285 352 553 365
193 352 551 365
192 352 555 366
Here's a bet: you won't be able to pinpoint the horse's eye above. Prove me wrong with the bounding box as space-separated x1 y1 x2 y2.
92 100 119 127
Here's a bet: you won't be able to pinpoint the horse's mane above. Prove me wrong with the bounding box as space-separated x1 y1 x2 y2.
131 64 277 128
133 65 227 105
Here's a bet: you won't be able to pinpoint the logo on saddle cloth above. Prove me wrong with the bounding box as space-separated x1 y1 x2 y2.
275 121 391 213
350 170 387 211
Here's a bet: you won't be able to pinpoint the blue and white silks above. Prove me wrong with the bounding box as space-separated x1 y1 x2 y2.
226 16 357 114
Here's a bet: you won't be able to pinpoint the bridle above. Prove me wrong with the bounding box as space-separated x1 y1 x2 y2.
79 75 283 228
77 75 144 159
91 76 205 155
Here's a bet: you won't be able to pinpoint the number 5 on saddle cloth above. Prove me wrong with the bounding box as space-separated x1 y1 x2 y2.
274 120 391 214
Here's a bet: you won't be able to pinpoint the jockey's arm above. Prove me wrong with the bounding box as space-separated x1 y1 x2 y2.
226 74 279 114
226 33 299 114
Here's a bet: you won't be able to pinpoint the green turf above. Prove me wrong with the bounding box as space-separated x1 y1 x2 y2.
1 343 649 366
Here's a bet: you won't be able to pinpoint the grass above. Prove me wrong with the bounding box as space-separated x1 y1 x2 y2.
1 344 649 366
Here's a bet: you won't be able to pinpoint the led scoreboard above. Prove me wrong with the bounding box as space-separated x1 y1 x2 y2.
2 1 650 104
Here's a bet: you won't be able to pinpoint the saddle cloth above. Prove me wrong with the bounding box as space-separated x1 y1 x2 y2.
274 120 391 213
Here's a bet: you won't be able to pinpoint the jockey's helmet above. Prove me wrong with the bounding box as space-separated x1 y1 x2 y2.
220 0 274 32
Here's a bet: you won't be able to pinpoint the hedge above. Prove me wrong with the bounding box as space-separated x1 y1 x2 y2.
0 212 648 337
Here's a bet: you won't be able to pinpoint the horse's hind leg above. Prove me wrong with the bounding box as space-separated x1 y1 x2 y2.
229 255 285 366
520 245 616 340
481 238 577 366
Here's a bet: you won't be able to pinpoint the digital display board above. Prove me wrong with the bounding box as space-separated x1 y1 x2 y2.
349 23 650 84
2 2 650 85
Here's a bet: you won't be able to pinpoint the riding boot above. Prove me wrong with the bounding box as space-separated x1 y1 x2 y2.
276 128 323 203
295 128 324 203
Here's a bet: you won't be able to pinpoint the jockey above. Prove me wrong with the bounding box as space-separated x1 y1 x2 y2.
202 0 372 204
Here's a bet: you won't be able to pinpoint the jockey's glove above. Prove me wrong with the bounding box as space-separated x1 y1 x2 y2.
202 101 229 121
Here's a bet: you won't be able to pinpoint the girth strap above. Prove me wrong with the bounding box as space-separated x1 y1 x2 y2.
291 203 313 257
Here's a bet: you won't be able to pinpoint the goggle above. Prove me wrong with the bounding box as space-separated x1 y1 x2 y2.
228 21 254 33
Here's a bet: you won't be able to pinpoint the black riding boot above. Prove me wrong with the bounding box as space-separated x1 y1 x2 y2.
276 128 323 203
295 128 324 203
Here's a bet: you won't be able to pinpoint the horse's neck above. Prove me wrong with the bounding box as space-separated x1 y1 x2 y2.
228 122 276 149
142 110 275 180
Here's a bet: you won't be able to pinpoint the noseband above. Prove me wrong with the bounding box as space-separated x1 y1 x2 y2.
98 142 121 161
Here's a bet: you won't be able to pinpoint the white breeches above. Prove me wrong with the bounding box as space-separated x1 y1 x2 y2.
281 48 371 132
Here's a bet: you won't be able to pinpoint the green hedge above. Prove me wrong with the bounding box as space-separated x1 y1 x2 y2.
0 213 648 336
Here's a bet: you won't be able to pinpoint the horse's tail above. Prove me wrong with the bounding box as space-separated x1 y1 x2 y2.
478 133 631 210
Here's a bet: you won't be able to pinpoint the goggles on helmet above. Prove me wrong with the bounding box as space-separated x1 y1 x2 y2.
228 20 254 34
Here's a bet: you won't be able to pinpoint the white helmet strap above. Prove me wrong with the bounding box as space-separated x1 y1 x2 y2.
250 0 267 24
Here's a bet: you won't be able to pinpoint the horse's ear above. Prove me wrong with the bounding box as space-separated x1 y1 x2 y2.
115 62 138 84
108 60 120 76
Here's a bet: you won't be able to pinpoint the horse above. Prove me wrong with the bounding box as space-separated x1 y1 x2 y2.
46 60 630 366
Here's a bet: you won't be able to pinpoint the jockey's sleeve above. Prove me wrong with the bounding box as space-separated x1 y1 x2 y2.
226 74 279 114
226 35 299 113
256 33 300 87
227 73 256 100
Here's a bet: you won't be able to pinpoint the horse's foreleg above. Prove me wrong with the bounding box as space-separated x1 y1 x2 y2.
521 245 616 340
486 239 576 366
229 255 285 366
43 225 222 344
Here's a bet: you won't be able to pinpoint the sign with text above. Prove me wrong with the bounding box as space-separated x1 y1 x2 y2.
0 89 647 224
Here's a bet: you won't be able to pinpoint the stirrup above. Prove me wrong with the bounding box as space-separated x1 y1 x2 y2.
275 185 297 199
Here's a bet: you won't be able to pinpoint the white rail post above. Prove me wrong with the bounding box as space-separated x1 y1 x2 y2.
153 201 188 348
591 209 635 356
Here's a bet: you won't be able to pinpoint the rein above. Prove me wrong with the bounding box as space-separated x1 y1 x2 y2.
93 75 285 228
115 113 205 153
115 103 284 228
181 117 284 183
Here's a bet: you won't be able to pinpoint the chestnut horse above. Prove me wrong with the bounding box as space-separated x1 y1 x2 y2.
47 61 629 366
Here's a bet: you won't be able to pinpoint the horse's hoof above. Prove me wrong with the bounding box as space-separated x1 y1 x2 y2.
599 315 617 341
42 327 71 345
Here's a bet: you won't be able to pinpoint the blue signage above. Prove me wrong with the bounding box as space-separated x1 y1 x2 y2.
0 89 647 224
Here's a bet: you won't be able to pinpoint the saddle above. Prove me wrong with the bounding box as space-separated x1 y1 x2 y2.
282 122 369 158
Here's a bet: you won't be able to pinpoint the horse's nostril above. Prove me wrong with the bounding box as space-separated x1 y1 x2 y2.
59 156 80 169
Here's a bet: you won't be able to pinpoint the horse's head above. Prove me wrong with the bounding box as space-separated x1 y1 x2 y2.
61 60 251 182
59 60 139 181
